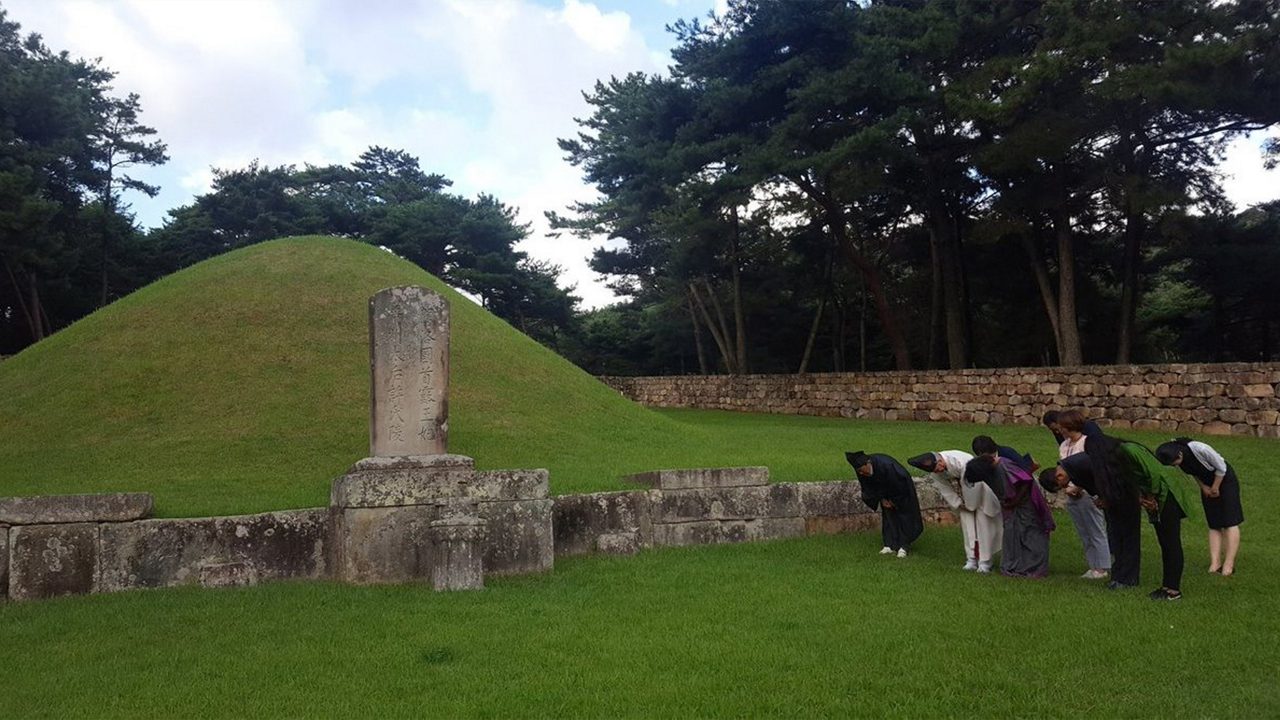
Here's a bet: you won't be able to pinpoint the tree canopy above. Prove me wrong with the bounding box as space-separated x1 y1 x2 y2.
556 0 1280 374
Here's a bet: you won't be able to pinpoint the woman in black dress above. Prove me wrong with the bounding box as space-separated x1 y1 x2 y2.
1156 438 1244 576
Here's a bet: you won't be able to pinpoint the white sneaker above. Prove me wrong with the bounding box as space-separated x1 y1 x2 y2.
879 546 894 555
962 559 978 571
896 548 908 558
1081 569 1109 580
977 562 992 574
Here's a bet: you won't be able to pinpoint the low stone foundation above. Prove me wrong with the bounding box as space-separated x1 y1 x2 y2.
552 467 951 557
3 468 952 602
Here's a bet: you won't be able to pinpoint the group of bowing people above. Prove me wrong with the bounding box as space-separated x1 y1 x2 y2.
844 409 1245 600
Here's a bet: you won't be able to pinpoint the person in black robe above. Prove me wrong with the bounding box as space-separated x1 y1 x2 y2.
1085 433 1143 590
846 451 924 557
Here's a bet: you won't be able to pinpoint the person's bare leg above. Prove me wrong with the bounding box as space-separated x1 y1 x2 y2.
1208 528 1223 573
1222 525 1240 576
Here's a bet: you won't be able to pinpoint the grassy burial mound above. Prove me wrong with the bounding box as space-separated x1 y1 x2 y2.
0 237 693 516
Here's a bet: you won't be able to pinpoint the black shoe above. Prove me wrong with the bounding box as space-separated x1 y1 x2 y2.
1107 581 1136 591
1148 587 1167 600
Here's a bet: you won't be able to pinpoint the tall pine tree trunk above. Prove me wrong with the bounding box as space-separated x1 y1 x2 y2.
1053 206 1084 366
28 273 47 341
1116 198 1144 363
1021 233 1063 361
729 206 748 374
791 174 912 369
689 281 735 373
4 259 39 343
798 296 825 374
687 293 709 375
927 232 945 369
928 215 970 369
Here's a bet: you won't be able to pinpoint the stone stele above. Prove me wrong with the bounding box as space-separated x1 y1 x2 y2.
368 286 450 457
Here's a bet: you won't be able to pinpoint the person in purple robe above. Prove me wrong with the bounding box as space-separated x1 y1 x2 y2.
965 455 1055 578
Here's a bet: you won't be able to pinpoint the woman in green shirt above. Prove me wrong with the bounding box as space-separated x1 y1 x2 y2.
1119 440 1202 599
1090 435 1201 600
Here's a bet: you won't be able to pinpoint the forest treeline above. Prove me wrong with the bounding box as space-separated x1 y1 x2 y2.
4 2 1280 376
0 8 576 355
556 0 1280 375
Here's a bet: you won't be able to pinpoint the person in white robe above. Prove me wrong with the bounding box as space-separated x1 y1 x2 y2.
908 451 1003 572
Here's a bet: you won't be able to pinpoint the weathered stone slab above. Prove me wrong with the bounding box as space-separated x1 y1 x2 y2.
805 514 880 536
469 469 549 501
98 509 328 592
625 466 769 490
0 493 152 525
369 286 450 456
8 523 99 601
596 531 641 556
331 505 443 585
0 525 9 601
199 562 260 588
552 490 652 556
477 499 553 576
428 517 486 591
797 481 861 517
331 454 475 507
913 478 949 510
651 517 806 547
650 484 801 523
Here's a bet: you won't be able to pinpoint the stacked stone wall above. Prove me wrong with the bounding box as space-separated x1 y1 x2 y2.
601 362 1280 437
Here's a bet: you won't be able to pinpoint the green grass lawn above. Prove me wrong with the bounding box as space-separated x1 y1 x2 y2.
2 516 1276 718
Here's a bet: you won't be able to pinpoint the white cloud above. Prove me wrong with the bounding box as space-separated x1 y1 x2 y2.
561 0 633 54
1218 133 1280 211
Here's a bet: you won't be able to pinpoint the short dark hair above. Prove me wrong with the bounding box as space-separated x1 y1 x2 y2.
971 435 999 456
1155 442 1182 466
1058 409 1087 433
965 456 997 486
1038 467 1059 494
1042 410 1061 426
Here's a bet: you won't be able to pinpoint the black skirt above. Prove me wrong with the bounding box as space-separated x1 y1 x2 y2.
1201 465 1244 529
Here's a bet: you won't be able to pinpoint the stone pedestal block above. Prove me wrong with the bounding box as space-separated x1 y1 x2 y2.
0 493 153 525
625 466 769 490
8 523 99 601
478 499 554 576
331 455 475 507
332 504 473 584
369 286 450 456
428 517 486 591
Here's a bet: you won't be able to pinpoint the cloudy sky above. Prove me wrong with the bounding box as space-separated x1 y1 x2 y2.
6 0 1277 308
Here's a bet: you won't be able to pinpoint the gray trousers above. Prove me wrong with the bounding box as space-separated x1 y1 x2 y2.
1065 493 1111 570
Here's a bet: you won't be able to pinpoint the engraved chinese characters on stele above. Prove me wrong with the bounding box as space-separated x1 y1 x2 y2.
369 287 450 457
